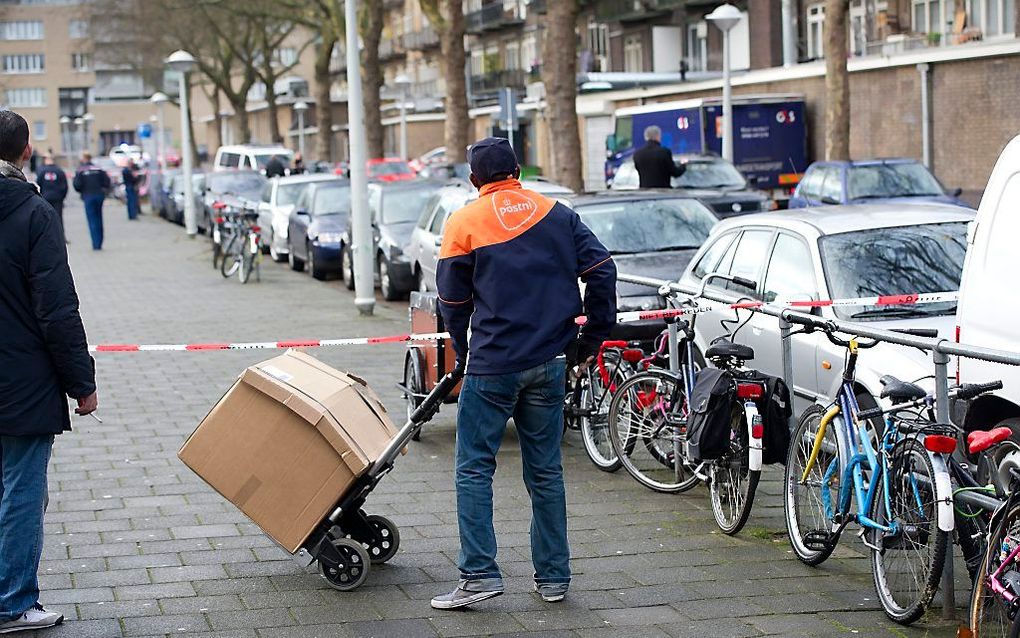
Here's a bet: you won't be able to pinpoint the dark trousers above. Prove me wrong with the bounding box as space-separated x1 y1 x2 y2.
44 199 65 242
125 186 140 220
83 195 105 250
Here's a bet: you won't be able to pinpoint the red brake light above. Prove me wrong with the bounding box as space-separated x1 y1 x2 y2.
751 423 764 439
736 382 764 400
213 201 227 210
924 434 957 454
214 216 225 224
251 226 260 233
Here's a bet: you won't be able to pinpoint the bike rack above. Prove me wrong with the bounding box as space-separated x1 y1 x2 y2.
618 271 1020 620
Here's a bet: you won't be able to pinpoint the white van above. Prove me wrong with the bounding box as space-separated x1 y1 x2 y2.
954 134 1020 433
213 144 293 174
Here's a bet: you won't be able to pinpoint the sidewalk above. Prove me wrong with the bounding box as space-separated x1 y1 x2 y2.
32 198 957 637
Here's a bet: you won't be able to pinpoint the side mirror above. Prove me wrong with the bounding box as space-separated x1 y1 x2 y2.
433 235 443 247
605 134 617 154
951 187 963 197
295 208 310 219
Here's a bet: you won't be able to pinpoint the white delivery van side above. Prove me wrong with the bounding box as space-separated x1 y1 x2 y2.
955 134 1020 434
213 145 293 173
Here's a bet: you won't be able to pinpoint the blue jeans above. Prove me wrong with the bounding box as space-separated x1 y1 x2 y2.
456 357 570 586
83 195 104 250
125 186 140 220
0 435 53 622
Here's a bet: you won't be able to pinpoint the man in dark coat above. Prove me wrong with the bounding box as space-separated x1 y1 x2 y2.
122 159 140 220
72 152 111 250
35 154 68 242
632 125 686 189
0 110 97 634
264 154 286 178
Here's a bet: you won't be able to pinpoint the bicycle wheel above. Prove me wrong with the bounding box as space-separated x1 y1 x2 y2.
579 361 622 473
970 500 1020 638
785 405 840 566
239 246 254 284
607 369 700 493
870 436 948 625
709 407 760 535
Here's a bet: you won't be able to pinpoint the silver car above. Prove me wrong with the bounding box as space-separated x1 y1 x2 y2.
257 174 339 262
405 178 575 291
676 204 974 417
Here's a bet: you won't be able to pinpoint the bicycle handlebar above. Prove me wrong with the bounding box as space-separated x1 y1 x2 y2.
889 327 939 339
957 380 1004 401
856 380 1003 421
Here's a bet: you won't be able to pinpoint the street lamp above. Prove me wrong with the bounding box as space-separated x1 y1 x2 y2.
393 73 412 160
293 100 308 159
165 50 198 235
82 112 94 156
345 0 374 315
59 115 71 157
150 91 169 173
707 3 742 162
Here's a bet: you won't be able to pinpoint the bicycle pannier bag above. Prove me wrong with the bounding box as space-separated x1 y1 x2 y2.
758 374 793 465
686 367 735 462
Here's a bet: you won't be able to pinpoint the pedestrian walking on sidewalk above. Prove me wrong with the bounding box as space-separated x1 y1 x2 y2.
633 125 686 189
72 152 111 250
265 154 286 178
431 137 617 610
122 159 140 220
35 154 68 242
0 109 98 634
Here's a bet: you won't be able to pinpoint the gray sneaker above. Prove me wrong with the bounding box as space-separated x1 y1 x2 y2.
0 604 63 634
430 578 504 610
534 582 568 602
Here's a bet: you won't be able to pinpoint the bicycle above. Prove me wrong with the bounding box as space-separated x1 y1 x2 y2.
969 465 1020 638
782 313 956 625
219 209 262 284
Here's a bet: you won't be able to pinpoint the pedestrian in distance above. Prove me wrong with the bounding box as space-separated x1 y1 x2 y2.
35 154 68 243
0 109 97 634
121 159 141 221
72 152 111 250
633 124 686 189
432 137 617 610
291 152 306 175
265 154 286 178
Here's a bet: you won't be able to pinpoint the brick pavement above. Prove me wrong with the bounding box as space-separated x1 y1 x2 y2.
25 197 962 637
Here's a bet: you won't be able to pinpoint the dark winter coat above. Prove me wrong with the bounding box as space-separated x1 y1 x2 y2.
0 174 95 435
36 164 68 204
633 140 686 189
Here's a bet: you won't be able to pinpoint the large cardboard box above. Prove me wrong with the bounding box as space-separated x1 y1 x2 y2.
179 350 398 553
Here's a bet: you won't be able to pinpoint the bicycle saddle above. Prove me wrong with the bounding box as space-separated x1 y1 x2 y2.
967 426 1013 455
705 341 754 362
878 375 926 403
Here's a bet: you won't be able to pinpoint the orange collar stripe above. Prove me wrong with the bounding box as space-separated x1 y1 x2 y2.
440 181 556 259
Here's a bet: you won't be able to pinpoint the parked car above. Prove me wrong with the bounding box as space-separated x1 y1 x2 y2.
339 180 443 300
677 204 974 418
406 178 575 291
200 170 266 233
788 159 969 208
109 144 143 163
367 158 416 182
257 174 338 262
409 146 447 173
213 144 294 174
573 192 718 340
954 134 1020 438
610 154 771 217
149 168 178 218
418 162 471 182
166 172 205 226
287 178 351 280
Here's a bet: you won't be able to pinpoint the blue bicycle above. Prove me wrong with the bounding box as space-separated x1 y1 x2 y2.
782 314 954 625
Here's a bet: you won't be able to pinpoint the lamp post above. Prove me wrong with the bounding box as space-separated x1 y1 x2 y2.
73 117 85 158
165 50 198 236
150 91 169 173
293 100 308 158
346 0 374 315
393 73 411 160
59 115 71 158
82 112 94 156
706 3 742 163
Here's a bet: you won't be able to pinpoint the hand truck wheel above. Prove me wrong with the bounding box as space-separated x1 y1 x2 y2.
363 514 400 564
403 350 426 441
317 537 370 591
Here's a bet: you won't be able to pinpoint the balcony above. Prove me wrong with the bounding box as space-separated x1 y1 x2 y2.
470 68 527 94
378 37 403 61
594 0 682 22
402 25 440 50
466 2 525 34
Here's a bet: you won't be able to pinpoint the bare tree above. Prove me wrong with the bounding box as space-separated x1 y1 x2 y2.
824 0 851 160
542 0 583 191
361 0 386 159
420 0 469 163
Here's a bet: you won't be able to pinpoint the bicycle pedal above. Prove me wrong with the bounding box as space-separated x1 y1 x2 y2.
803 530 836 552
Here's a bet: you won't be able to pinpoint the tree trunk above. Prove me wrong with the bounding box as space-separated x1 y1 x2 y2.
362 0 386 159
266 88 283 145
542 0 583 192
314 37 337 162
440 0 469 162
824 0 851 161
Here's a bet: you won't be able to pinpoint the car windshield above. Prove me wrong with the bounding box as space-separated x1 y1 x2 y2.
673 160 746 189
819 222 968 320
382 186 440 224
313 184 352 215
254 153 293 169
277 182 308 206
369 161 412 176
577 198 717 254
208 172 266 198
847 163 945 199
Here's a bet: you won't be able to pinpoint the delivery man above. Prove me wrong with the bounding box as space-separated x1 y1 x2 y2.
431 137 617 609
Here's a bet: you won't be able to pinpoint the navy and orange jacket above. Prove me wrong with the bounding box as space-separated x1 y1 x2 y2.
436 178 617 375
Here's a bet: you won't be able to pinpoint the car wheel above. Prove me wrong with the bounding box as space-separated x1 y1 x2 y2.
308 242 326 280
379 255 402 301
342 244 355 290
288 240 305 272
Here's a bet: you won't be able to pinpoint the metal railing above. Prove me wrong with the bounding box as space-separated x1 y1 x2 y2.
470 68 528 93
402 26 440 50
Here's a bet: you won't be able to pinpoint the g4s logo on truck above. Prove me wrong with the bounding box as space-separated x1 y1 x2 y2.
776 110 797 124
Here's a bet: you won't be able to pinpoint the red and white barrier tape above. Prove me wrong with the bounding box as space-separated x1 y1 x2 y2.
88 332 450 353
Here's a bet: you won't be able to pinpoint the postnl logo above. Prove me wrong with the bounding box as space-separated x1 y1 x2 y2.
490 191 539 231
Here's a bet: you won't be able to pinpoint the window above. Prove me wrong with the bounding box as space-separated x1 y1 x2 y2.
819 168 843 203
71 53 90 71
277 47 297 67
623 35 643 73
722 229 773 297
806 3 825 58
260 183 273 203
5 88 46 107
521 34 538 72
967 0 1016 36
3 54 45 74
429 206 448 234
686 21 707 72
913 0 952 33
763 234 816 303
69 20 87 38
693 232 738 280
33 120 46 140
470 50 484 76
611 161 639 189
418 195 441 229
587 20 609 72
218 152 240 168
1 21 43 40
504 41 519 71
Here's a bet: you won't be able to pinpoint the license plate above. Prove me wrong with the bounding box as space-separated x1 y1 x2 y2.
213 227 221 243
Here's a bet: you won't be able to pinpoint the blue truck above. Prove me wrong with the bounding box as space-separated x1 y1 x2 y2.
605 94 808 204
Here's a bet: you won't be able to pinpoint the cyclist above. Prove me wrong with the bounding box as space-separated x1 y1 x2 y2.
431 137 616 609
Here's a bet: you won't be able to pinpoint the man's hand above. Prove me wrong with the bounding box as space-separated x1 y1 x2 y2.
75 391 98 416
